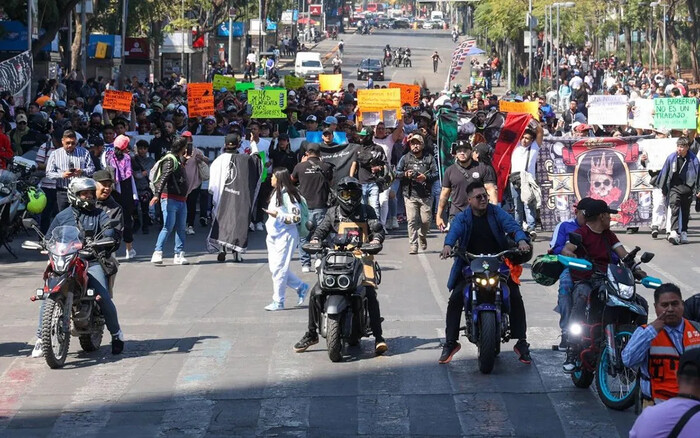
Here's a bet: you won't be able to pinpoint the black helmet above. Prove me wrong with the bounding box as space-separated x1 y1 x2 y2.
67 177 97 211
451 139 472 155
336 177 362 213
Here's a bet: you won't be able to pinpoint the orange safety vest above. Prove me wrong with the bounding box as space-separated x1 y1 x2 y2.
646 319 700 401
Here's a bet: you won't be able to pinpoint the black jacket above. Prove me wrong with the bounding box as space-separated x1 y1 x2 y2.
153 154 188 199
312 205 385 243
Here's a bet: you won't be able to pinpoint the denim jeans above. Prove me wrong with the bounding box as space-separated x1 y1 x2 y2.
555 268 573 331
155 198 187 253
298 208 327 267
362 183 380 218
388 179 404 219
36 264 121 337
509 182 536 231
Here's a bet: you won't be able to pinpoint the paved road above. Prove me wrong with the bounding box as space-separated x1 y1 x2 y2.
1 29 698 437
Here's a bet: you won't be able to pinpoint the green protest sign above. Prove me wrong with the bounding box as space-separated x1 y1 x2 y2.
653 97 698 130
284 75 305 90
248 89 288 119
212 74 236 91
235 81 255 92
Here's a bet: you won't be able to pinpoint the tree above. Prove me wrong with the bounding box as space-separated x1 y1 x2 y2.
687 0 699 81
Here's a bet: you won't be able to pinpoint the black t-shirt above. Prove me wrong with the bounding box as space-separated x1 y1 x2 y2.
467 213 501 255
269 146 298 174
356 144 387 184
442 161 497 215
292 157 333 209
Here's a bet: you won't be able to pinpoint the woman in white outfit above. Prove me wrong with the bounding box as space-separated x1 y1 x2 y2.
263 168 309 311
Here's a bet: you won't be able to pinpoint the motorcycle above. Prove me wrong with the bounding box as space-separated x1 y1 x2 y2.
0 157 43 256
450 246 523 374
452 33 459 43
332 64 342 74
302 223 383 362
403 54 412 68
561 234 662 411
21 218 116 369
382 51 392 67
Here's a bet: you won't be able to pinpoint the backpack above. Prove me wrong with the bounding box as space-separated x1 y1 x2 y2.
149 153 179 193
532 254 565 286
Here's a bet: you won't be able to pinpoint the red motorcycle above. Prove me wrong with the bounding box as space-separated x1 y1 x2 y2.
22 219 115 368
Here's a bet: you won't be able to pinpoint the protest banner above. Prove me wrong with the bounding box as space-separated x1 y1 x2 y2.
587 95 629 126
653 97 698 130
102 90 133 112
187 82 215 117
536 135 653 231
498 100 539 120
357 88 401 112
235 81 255 92
639 138 678 171
631 99 654 130
382 109 398 127
212 74 236 91
388 82 420 106
284 75 305 90
248 89 287 119
319 74 342 92
305 131 348 145
361 112 381 126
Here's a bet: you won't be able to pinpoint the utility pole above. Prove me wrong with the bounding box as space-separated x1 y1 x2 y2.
121 0 128 84
181 0 185 79
228 10 234 67
527 0 532 89
26 0 32 105
81 0 87 82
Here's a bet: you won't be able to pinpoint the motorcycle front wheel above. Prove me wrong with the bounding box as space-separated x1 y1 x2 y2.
477 311 498 374
79 310 104 352
571 361 595 388
41 295 70 369
327 314 343 362
595 324 639 410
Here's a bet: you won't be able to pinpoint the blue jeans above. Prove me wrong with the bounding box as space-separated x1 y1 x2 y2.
509 182 536 231
298 208 327 267
431 179 442 215
37 264 121 337
388 179 404 219
494 70 502 86
155 198 187 253
362 183 380 218
555 268 573 331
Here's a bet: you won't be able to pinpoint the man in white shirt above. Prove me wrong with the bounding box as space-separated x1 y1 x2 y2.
569 71 583 91
509 124 542 239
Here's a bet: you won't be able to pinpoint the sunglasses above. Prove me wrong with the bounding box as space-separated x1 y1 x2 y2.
17 121 27 125
594 179 611 188
471 193 488 200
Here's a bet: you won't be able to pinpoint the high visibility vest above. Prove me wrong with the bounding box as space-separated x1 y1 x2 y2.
646 319 700 401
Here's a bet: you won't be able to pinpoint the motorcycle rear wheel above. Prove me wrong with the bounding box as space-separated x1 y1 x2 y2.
327 314 343 362
79 320 104 352
595 324 639 410
477 311 498 374
41 295 70 369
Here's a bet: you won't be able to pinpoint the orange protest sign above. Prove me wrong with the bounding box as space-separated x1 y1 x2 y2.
102 90 133 112
187 82 215 118
389 82 420 106
319 74 343 92
498 100 540 120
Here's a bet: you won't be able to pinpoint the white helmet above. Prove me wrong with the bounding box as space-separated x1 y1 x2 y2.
67 177 97 210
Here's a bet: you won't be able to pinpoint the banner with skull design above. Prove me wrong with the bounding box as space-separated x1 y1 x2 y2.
537 135 655 231
0 51 33 95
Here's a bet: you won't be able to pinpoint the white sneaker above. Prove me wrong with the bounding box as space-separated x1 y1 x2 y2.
173 252 189 265
31 339 43 358
681 232 689 244
151 250 163 264
125 248 136 259
302 265 312 273
186 226 195 235
390 217 399 230
249 223 256 231
668 231 680 245
255 222 265 231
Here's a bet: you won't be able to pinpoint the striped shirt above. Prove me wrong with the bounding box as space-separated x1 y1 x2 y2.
45 145 95 189
35 140 57 189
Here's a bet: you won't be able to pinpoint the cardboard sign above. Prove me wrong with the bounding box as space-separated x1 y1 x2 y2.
187 82 215 118
388 82 420 106
587 95 629 126
319 74 342 92
498 100 540 120
284 75 305 90
639 138 678 172
102 90 133 112
235 81 255 92
357 88 401 111
361 112 381 126
631 99 654 130
95 42 109 59
248 89 287 119
212 74 236 91
382 109 398 127
654 97 698 130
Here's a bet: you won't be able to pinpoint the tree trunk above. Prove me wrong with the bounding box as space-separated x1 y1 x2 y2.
623 25 632 65
70 13 82 74
666 23 680 75
31 0 82 57
687 0 700 82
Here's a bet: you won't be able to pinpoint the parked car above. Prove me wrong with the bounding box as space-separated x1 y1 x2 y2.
357 58 384 81
393 19 410 29
422 20 436 30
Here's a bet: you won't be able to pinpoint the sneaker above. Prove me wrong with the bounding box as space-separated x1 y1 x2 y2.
375 336 388 355
409 246 418 255
302 265 312 273
390 217 399 230
199 217 208 227
651 226 659 239
438 341 461 364
186 226 195 235
668 231 680 245
31 339 43 358
514 339 532 364
420 237 427 251
294 331 319 352
151 250 163 264
255 222 265 231
529 230 537 241
558 332 568 350
249 223 256 231
111 331 124 355
125 248 136 260
297 283 310 306
173 252 189 265
264 301 284 311
681 231 689 244
562 355 576 373
217 251 226 262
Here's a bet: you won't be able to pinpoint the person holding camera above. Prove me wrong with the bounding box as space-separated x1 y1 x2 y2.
395 133 438 254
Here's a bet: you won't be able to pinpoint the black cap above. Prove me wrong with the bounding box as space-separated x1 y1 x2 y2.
679 349 700 378
93 169 113 182
278 133 290 140
574 197 595 211
583 199 618 218
225 133 240 147
305 142 321 153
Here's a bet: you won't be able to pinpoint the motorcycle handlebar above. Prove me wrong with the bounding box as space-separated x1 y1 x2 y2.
450 247 523 261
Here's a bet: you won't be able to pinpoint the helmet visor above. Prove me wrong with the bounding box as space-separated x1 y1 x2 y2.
338 189 361 202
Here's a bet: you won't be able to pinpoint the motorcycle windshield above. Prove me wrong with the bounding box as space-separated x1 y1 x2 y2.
607 264 634 286
47 226 83 256
0 169 18 185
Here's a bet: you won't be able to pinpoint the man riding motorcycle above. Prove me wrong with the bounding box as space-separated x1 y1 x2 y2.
293 177 388 355
32 177 125 357
332 54 343 74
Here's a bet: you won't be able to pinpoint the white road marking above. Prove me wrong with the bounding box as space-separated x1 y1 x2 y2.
646 262 694 292
161 265 201 320
417 252 447 314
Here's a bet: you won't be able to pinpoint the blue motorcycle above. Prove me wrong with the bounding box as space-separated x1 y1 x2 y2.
451 247 522 374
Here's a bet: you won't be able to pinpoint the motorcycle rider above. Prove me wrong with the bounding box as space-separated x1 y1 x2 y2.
439 181 532 365
332 54 343 74
94 169 124 292
383 45 392 66
32 177 124 357
452 28 459 42
293 177 388 356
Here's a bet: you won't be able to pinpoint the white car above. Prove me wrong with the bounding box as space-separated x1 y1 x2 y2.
422 20 435 29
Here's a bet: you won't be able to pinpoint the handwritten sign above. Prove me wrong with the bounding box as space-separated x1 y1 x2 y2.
389 82 420 106
654 97 698 130
248 89 287 119
630 99 655 130
284 75 305 90
235 81 255 92
639 138 679 172
102 90 133 112
587 95 629 126
319 74 342 92
212 74 236 91
498 100 539 120
187 82 214 118
357 88 401 111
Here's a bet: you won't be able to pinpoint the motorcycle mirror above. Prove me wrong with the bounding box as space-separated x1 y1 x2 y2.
568 232 583 247
21 240 43 251
640 252 654 263
22 218 39 230
305 220 315 231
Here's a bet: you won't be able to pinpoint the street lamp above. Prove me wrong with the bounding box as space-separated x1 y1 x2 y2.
552 2 575 110
650 1 667 74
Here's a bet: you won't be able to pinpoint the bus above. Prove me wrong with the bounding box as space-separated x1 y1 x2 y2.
366 3 385 13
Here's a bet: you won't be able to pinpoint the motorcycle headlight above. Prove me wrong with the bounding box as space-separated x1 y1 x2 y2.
51 253 76 273
617 283 635 300
337 275 351 289
323 275 336 288
488 277 497 286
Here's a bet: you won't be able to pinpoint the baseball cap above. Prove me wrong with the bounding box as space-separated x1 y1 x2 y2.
324 116 338 125
93 169 114 182
679 349 700 378
306 115 318 122
358 128 371 136
224 133 240 146
181 131 193 138
408 133 424 144
574 197 594 211
583 199 618 218
305 142 321 153
16 114 28 123
113 134 131 151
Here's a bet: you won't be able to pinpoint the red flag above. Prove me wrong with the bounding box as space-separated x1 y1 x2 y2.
492 112 532 203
